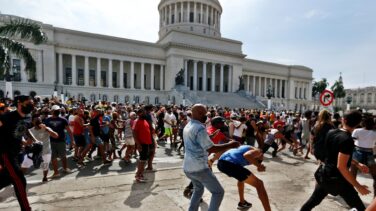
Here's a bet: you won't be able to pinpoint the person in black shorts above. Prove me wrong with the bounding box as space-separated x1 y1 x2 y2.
218 145 271 211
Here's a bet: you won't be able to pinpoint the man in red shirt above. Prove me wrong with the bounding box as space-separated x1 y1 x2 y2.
272 116 285 129
133 108 152 182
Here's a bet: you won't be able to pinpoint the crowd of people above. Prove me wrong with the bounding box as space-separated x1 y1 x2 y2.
0 95 376 211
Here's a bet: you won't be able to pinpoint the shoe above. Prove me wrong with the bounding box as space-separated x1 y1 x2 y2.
84 156 92 161
42 177 48 183
117 150 122 158
48 173 60 179
63 168 72 174
238 201 252 210
94 155 102 160
145 168 157 172
183 188 193 199
72 156 79 162
272 151 277 157
77 161 86 166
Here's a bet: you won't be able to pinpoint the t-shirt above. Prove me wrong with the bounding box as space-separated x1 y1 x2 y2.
0 111 31 156
101 115 111 134
273 120 285 129
265 129 283 145
90 116 101 137
44 117 68 143
233 123 247 138
29 127 51 155
324 129 354 177
68 115 75 132
352 128 376 149
207 125 226 144
245 119 256 138
124 119 134 138
73 116 84 135
132 119 152 145
219 145 252 166
164 113 173 129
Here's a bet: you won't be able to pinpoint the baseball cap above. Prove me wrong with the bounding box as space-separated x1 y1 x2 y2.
51 105 61 111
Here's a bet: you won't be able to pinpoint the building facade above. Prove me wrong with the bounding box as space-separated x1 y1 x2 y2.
337 87 376 110
0 0 313 110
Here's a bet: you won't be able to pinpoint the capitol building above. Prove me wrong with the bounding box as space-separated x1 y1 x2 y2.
0 0 313 110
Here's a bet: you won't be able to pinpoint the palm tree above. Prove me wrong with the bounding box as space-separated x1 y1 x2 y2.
0 17 47 81
312 78 329 97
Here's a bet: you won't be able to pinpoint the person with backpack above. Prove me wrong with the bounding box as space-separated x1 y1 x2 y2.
311 110 335 162
301 110 370 211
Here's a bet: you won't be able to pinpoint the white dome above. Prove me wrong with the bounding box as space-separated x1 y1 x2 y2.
158 0 222 39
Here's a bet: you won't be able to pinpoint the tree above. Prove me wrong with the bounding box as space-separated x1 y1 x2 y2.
0 18 47 81
312 78 329 98
331 77 346 99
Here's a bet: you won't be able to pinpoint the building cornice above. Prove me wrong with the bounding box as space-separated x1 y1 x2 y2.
163 42 246 58
55 43 166 61
244 58 313 72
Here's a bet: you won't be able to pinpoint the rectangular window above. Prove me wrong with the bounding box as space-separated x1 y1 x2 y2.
198 14 201 23
171 14 175 24
112 72 117 88
208 17 211 25
179 13 182 22
77 69 84 86
295 87 298 99
101 71 107 87
189 12 194 22
65 68 72 85
89 69 96 86
12 59 21 81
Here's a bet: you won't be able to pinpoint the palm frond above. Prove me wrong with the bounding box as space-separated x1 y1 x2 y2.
0 18 47 44
0 36 36 74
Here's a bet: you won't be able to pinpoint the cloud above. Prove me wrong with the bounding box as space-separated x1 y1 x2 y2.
304 9 329 20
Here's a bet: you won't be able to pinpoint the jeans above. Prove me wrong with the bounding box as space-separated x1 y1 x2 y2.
301 182 365 211
184 168 224 211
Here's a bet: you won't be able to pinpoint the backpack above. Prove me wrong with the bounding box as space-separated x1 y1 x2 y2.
312 125 336 161
25 142 44 168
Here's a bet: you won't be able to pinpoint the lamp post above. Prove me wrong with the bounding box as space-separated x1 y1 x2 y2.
266 85 273 110
346 96 352 111
4 64 16 100
167 95 171 105
53 81 58 97
182 93 186 106
60 88 65 104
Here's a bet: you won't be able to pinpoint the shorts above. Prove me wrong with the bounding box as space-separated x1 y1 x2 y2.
353 149 375 166
217 160 251 182
94 136 104 146
22 153 51 171
139 144 151 161
74 135 86 147
101 133 110 143
124 137 135 146
164 128 173 136
51 141 66 159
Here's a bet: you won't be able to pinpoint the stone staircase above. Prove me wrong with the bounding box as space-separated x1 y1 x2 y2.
173 85 264 108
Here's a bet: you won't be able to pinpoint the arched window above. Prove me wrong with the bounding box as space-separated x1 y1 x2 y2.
172 96 176 104
29 91 37 99
90 94 96 102
125 96 130 103
134 96 139 104
155 97 159 105
144 96 150 104
114 95 119 103
77 93 84 101
14 90 21 97
102 95 108 102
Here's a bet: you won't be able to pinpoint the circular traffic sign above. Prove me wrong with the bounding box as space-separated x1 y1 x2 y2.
320 90 334 106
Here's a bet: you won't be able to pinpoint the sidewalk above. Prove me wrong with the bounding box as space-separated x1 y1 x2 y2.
0 153 374 210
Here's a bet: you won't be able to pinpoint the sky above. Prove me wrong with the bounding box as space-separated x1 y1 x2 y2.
1 0 375 89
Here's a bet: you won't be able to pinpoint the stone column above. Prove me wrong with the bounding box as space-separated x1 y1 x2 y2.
211 7 214 26
193 60 198 91
206 4 209 24
84 56 89 87
119 61 124 88
279 79 282 98
151 64 155 91
187 1 190 21
252 75 256 96
108 59 112 88
258 76 261 96
37 50 43 82
71 54 77 86
130 61 134 89
174 3 178 23
274 78 277 97
211 63 215 92
220 64 224 92
228 66 232 92
200 3 203 23
164 7 167 25
58 53 63 84
203 62 207 91
160 65 164 91
96 58 101 87
247 75 250 93
180 2 184 22
141 62 144 90
184 60 188 87
193 2 197 23
264 77 267 97
20 59 27 82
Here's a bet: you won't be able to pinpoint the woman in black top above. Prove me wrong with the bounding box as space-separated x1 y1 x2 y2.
311 110 335 162
301 110 370 211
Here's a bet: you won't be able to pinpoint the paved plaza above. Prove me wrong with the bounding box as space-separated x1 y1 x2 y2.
0 142 374 211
